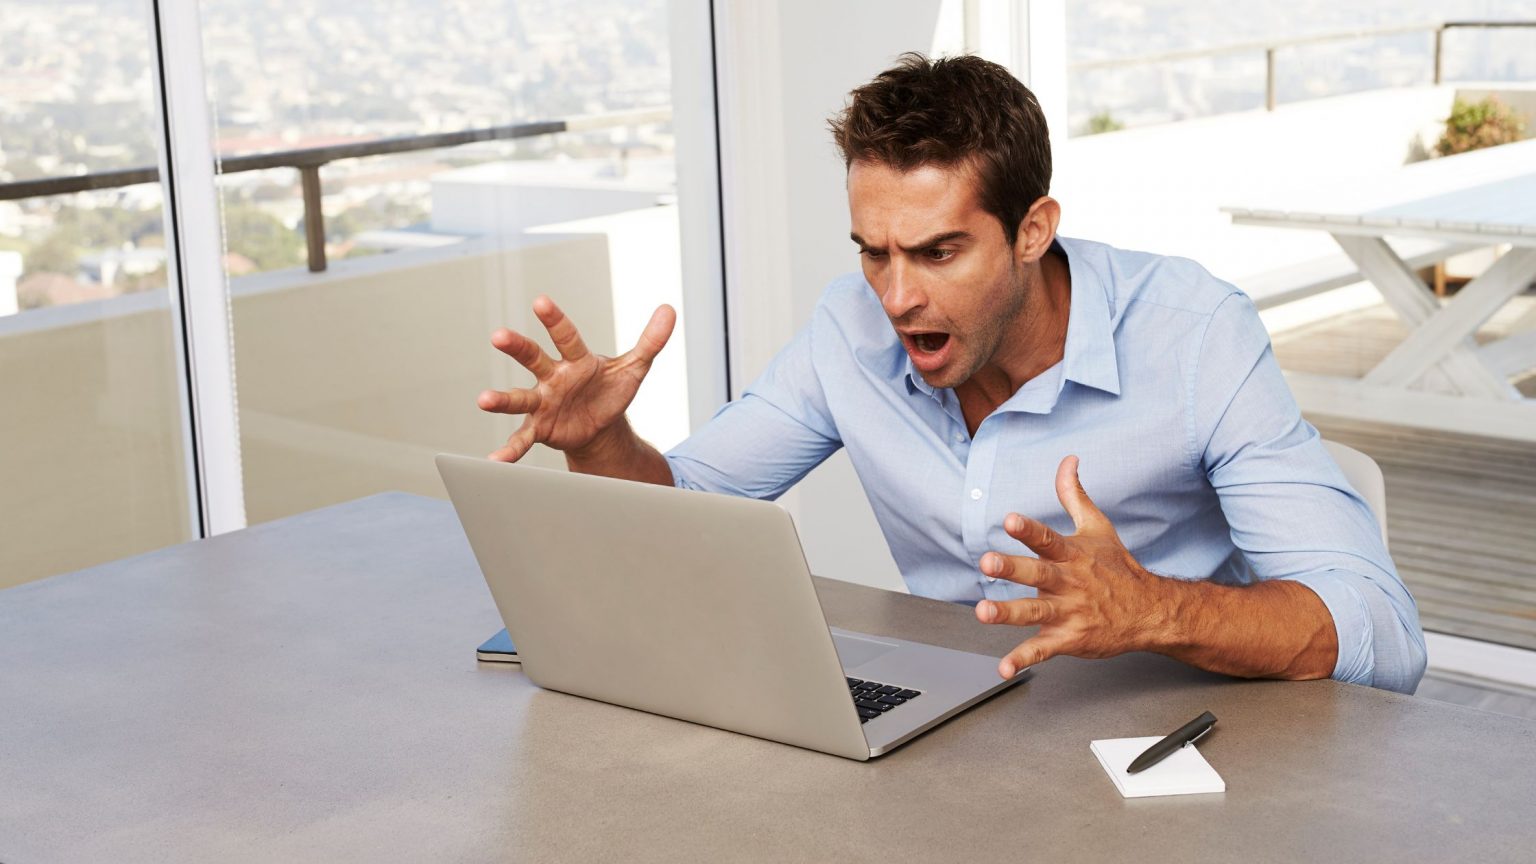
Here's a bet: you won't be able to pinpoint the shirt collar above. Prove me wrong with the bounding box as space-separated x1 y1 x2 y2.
1057 237 1122 397
903 237 1122 400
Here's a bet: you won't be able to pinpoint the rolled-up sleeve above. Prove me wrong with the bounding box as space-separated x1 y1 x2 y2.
665 309 843 501
1192 292 1428 694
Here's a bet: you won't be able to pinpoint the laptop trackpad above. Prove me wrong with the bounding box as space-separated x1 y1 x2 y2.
831 631 899 670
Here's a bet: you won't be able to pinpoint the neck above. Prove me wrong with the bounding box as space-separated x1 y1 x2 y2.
961 247 1072 407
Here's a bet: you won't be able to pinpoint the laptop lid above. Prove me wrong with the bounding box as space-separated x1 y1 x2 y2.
436 454 872 760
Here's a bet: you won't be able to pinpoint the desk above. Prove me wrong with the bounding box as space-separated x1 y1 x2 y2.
3 493 1534 862
1224 139 1536 433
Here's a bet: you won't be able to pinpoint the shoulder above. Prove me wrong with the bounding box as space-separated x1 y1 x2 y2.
1062 236 1246 320
808 272 893 340
817 272 881 316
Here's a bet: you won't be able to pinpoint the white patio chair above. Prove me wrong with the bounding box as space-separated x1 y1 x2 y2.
1322 439 1389 547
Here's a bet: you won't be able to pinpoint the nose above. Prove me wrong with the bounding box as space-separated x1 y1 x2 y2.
879 260 927 321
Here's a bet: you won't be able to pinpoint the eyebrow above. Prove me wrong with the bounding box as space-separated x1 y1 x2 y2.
849 230 972 254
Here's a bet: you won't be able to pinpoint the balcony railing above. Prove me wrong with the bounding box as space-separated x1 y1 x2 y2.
1069 20 1536 113
0 107 671 274
3 20 1532 278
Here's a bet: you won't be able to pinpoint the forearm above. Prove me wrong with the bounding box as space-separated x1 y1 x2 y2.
565 416 675 486
1145 576 1339 681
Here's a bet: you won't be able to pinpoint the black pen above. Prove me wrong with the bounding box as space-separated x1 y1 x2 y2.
1127 711 1217 774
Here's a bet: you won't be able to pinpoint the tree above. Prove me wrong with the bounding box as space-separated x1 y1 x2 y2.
22 230 81 277
221 202 304 272
328 198 428 241
19 204 166 279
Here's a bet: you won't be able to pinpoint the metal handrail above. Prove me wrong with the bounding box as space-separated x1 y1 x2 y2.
1068 20 1536 113
3 19 1532 271
0 106 671 272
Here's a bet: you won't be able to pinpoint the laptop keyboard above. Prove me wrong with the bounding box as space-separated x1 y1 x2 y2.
847 677 922 723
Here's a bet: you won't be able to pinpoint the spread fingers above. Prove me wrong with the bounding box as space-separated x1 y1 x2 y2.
1003 513 1071 562
975 598 1054 628
532 296 591 363
487 420 537 462
999 635 1065 679
477 388 540 415
491 327 556 379
979 551 1057 589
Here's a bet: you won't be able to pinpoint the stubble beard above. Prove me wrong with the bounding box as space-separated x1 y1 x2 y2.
935 257 1028 390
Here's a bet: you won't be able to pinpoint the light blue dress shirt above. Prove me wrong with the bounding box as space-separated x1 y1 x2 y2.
665 236 1427 694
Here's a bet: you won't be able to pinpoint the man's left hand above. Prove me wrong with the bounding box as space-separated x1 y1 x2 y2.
975 455 1172 678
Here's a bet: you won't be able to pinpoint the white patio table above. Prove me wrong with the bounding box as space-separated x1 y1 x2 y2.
1223 138 1536 421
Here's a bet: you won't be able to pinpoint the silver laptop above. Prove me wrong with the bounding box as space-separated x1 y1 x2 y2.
436 454 1026 760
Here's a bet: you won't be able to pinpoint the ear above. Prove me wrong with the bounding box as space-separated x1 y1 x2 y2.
1012 196 1061 265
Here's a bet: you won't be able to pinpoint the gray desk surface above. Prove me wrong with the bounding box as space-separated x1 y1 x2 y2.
3 493 1533 863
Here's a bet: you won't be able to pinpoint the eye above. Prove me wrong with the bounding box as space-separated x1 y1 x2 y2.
925 248 955 261
862 249 886 260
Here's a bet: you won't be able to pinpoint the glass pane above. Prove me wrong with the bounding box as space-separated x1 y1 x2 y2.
1063 2 1536 651
197 0 693 523
0 0 193 587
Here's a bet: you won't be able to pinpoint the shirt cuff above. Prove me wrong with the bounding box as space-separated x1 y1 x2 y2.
662 452 694 489
1287 571 1374 686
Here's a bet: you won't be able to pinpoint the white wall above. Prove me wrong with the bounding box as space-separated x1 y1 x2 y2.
716 0 952 592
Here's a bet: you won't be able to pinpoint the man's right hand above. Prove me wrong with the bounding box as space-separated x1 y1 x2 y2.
477 295 676 463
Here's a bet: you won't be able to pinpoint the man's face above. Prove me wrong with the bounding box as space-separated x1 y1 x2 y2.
848 160 1027 390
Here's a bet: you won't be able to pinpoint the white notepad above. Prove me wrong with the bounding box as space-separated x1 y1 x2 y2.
1090 737 1226 798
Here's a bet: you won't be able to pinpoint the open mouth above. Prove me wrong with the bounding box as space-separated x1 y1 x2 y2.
909 332 950 354
901 329 953 374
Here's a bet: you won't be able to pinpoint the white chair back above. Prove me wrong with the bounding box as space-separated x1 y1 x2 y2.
1321 439 1389 548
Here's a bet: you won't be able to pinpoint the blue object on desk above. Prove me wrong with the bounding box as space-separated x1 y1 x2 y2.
476 628 518 663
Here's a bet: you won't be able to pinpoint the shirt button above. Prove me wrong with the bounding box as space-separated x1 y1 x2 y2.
953 432 965 443
969 488 983 500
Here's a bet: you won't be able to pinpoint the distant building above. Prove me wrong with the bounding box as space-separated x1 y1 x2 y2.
0 202 23 238
429 157 673 237
78 245 166 288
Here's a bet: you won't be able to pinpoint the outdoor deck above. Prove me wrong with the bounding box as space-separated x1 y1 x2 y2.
1271 294 1536 652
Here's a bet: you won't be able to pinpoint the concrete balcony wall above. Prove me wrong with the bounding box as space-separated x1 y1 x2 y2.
1 232 617 589
0 292 193 589
232 232 616 525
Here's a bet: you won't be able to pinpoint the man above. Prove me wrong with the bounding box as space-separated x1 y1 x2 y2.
475 54 1426 694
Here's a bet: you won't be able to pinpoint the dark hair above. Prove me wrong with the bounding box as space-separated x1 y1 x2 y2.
829 53 1052 244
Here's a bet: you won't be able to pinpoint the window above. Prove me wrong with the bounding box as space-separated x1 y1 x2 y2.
0 0 193 587
195 0 708 523
0 0 724 584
